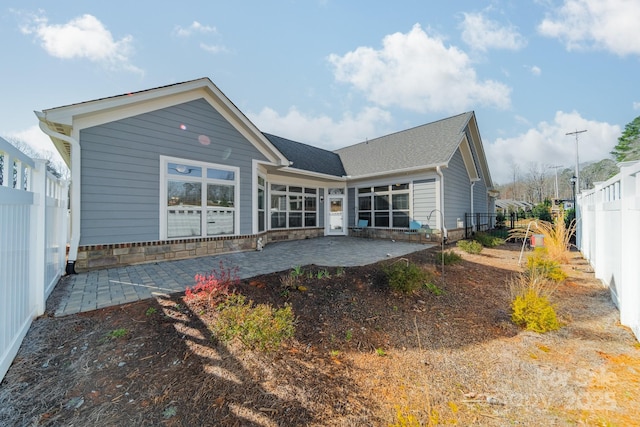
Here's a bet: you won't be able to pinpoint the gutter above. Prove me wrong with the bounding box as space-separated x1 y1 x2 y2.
436 166 448 239
36 114 80 274
470 181 476 229
276 164 349 181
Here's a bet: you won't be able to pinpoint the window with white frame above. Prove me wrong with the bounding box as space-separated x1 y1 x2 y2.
162 157 238 239
270 184 317 229
357 183 410 228
257 175 266 232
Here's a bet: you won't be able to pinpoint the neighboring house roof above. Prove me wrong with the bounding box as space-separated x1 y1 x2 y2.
495 199 534 210
335 112 474 178
263 133 346 177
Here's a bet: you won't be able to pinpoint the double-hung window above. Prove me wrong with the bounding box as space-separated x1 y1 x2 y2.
257 176 266 232
357 183 410 228
161 156 238 239
270 184 317 229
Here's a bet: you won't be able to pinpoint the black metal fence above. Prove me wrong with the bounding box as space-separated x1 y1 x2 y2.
464 212 527 239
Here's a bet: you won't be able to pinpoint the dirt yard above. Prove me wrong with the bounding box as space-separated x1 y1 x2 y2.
1 242 639 426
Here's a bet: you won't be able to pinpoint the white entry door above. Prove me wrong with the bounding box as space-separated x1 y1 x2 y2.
326 195 346 235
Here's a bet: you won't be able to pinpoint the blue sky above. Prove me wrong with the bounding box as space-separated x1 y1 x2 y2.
1 0 638 184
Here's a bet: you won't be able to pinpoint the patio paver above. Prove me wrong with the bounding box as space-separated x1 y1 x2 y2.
52 237 432 316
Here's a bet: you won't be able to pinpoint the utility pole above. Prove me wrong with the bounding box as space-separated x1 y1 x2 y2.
566 129 587 193
549 165 562 199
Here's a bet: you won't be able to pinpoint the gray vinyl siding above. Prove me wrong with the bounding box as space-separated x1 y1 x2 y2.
443 149 471 230
473 179 488 213
79 98 269 245
464 127 490 214
413 179 437 228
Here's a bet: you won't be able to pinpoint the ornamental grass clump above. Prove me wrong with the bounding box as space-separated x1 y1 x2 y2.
510 216 576 264
531 217 576 264
213 294 295 352
509 270 560 333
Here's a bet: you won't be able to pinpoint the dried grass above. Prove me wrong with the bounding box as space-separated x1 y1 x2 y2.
510 216 576 264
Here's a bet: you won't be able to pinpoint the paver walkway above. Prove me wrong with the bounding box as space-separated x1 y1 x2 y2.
53 237 431 316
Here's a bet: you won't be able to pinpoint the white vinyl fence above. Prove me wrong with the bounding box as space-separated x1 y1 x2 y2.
0 137 68 381
577 160 640 341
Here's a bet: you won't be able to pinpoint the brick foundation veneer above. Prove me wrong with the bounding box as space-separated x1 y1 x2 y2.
75 228 325 272
349 227 464 244
73 226 459 272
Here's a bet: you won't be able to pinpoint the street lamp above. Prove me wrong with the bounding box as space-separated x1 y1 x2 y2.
570 175 577 209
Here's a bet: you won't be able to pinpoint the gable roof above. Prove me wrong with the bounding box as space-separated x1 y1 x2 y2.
263 133 346 177
335 112 474 178
36 77 288 168
36 77 494 189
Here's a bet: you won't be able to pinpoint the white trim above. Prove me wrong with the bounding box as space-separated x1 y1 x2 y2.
159 155 239 240
436 166 447 237
37 117 81 262
267 181 320 230
353 182 412 229
459 136 480 182
274 165 349 181
252 159 267 234
38 78 289 169
325 193 347 236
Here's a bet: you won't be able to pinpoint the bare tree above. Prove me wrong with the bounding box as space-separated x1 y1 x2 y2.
525 162 550 204
511 163 520 200
4 136 69 180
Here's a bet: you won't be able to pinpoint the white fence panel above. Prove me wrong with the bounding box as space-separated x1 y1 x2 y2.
0 137 68 382
578 160 640 341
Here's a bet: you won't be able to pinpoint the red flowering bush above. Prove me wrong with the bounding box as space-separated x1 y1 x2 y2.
185 261 239 306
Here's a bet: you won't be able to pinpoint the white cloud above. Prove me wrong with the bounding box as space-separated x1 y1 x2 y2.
538 0 640 56
460 12 527 51
633 101 640 110
327 24 511 114
174 21 226 54
173 21 217 37
529 65 542 76
486 111 620 184
249 106 392 150
20 13 141 74
200 43 228 54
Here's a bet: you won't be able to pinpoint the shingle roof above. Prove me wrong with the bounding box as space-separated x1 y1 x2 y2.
335 112 474 177
263 133 347 177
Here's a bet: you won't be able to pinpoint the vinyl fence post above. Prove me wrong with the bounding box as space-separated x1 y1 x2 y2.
619 163 640 339
30 159 47 316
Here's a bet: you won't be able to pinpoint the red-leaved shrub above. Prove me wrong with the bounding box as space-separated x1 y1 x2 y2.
185 261 239 306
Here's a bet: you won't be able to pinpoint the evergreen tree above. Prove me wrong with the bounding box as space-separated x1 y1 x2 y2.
611 116 640 162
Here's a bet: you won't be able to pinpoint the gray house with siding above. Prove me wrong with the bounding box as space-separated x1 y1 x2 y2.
36 77 497 272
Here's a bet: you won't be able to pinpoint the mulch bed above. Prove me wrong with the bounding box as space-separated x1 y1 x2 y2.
1 243 639 426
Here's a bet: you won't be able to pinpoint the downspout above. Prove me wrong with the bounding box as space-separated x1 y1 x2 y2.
470 181 476 230
37 117 81 274
436 166 448 239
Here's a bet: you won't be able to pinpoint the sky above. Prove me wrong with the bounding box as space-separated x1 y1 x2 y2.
1 0 639 185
